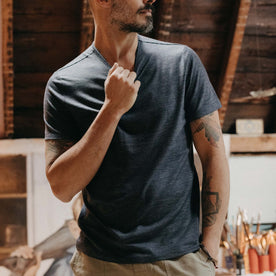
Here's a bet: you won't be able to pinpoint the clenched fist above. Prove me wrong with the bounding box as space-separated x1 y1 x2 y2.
104 63 141 116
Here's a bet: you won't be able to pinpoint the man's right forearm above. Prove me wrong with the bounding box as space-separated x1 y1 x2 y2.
46 104 122 202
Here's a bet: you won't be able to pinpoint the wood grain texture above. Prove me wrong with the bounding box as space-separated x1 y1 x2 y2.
1 0 14 138
231 73 276 98
0 155 26 194
231 134 276 152
223 102 276 133
222 0 276 133
13 0 82 138
0 0 4 137
14 73 50 108
218 0 252 127
14 33 80 73
14 108 44 138
80 0 94 52
10 0 276 136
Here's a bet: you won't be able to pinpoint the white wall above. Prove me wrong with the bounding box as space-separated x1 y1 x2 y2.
228 154 276 224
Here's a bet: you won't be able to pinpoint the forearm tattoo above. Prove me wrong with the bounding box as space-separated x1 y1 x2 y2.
192 112 221 147
202 172 222 227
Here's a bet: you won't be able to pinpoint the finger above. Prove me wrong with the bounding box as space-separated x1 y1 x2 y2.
133 80 141 91
121 69 130 78
114 66 124 75
107 63 118 77
128 71 137 83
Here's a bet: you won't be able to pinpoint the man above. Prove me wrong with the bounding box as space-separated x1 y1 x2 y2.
43 0 230 275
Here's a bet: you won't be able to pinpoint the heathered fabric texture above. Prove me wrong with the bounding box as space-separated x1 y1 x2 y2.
43 35 221 264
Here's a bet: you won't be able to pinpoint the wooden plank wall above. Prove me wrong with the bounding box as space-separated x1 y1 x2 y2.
223 0 276 133
11 0 276 137
156 0 236 89
13 0 82 137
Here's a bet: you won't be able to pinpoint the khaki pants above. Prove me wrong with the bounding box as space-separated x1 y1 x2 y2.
70 249 215 276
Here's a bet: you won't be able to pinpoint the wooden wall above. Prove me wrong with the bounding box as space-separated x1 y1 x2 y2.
155 0 235 89
13 0 82 137
11 0 276 137
223 0 276 133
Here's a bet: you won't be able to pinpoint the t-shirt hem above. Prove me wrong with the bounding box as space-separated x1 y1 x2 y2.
44 134 77 141
76 243 200 264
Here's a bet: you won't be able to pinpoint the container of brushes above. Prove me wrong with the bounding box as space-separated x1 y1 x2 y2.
269 244 276 272
259 254 270 273
248 248 259 273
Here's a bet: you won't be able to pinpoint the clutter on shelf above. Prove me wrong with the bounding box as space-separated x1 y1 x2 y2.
217 209 276 275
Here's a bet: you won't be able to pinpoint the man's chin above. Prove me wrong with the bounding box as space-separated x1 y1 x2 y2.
120 21 153 35
136 19 154 34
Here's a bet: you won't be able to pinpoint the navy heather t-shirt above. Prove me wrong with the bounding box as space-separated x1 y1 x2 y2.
44 35 221 263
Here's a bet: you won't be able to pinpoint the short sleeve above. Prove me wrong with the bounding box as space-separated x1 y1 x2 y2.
43 74 77 140
184 47 221 122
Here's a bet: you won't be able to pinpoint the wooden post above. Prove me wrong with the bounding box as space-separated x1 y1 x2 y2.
156 0 175 41
0 0 4 137
1 0 14 138
217 0 251 127
80 0 94 53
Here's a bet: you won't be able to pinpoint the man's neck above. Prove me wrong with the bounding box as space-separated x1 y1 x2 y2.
94 27 138 71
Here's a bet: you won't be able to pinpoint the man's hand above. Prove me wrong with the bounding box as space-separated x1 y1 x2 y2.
23 252 42 276
104 63 141 116
10 246 34 260
8 246 42 276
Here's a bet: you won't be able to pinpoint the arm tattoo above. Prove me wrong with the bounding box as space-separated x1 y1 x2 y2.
202 172 222 228
192 112 221 148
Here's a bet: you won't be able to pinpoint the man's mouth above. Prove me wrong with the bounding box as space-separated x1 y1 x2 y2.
137 5 153 14
139 9 152 15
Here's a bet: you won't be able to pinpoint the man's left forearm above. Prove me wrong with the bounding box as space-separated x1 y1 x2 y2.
190 111 230 260
201 154 230 259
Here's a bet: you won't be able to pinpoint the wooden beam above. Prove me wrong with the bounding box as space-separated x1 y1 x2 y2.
217 0 251 127
230 134 276 153
230 95 276 104
1 0 14 138
80 0 94 53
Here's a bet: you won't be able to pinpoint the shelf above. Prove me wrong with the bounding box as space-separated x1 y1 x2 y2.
0 193 27 199
230 134 276 153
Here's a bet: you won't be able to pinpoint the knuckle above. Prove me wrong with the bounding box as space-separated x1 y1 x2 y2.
111 74 120 81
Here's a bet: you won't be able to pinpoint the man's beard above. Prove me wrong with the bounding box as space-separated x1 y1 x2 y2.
118 16 153 34
111 3 154 34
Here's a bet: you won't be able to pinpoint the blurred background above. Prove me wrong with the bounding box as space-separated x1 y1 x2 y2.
0 0 275 275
